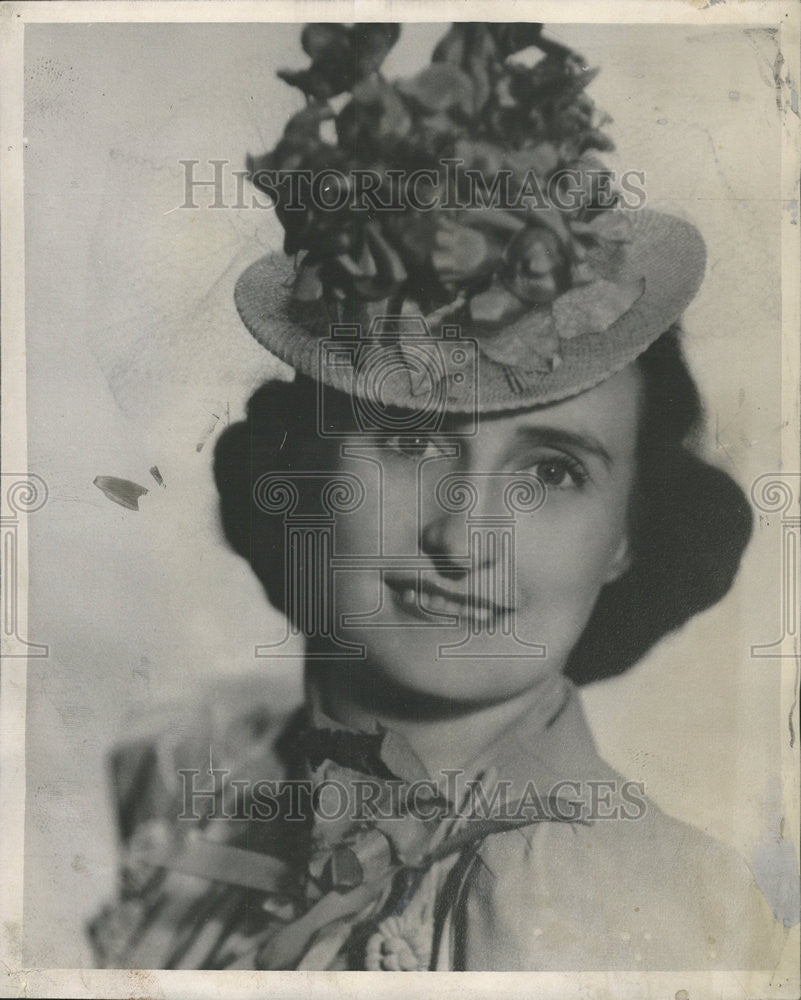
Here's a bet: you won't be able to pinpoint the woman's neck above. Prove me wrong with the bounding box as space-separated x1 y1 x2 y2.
306 659 568 780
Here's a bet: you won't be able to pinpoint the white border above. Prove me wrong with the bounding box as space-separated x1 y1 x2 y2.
1 2 798 998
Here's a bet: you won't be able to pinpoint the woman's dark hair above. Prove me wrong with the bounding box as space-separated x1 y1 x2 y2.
214 327 753 685
565 326 753 683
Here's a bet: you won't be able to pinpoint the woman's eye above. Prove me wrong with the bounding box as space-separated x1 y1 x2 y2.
384 434 440 459
517 455 588 490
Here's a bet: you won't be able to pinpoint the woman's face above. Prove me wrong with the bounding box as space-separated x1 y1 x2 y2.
316 365 642 705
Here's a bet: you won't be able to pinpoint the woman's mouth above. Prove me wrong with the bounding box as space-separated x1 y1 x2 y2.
384 575 512 629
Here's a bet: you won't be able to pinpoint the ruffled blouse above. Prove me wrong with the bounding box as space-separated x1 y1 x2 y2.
88 675 784 970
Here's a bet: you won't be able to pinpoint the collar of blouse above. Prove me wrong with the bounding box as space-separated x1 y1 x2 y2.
275 670 619 970
302 669 613 806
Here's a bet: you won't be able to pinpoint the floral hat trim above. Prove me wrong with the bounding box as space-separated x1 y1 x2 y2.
246 22 648 375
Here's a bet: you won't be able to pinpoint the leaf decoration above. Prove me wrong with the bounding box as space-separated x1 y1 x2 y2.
431 24 546 114
422 795 590 865
572 210 633 245
505 143 561 182
396 63 475 116
552 276 645 340
517 203 572 246
486 23 547 61
452 137 505 175
477 308 559 372
468 279 528 328
323 223 407 302
255 20 622 344
337 76 412 156
279 23 401 99
431 217 495 283
348 24 402 79
293 260 324 302
383 210 439 266
570 260 596 286
462 207 525 239
499 225 569 305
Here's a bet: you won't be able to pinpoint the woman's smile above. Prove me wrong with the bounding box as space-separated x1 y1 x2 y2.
326 365 642 703
384 572 515 629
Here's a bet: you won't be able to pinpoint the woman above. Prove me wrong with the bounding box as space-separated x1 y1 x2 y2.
90 22 783 970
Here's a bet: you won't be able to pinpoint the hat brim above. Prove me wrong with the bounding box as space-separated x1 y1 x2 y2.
234 209 705 414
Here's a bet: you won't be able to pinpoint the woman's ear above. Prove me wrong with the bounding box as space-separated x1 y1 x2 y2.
604 534 632 584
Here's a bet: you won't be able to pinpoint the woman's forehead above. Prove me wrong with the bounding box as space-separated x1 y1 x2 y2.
456 364 644 443
330 363 644 459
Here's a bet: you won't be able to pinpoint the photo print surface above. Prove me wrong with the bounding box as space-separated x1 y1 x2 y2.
3 5 799 998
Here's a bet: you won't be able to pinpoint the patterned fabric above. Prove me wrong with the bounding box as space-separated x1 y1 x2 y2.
88 677 572 970
89 696 309 969
88 677 785 970
85 694 455 969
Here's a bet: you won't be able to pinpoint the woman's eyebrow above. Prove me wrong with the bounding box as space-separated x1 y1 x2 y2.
512 426 614 468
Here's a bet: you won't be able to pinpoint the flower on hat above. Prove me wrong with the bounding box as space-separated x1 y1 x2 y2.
276 23 402 100
248 23 645 375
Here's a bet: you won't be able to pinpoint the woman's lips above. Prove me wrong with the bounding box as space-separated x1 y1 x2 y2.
383 574 513 628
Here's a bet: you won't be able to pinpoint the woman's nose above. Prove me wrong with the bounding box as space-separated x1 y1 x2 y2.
420 468 527 579
420 513 468 580
420 509 500 580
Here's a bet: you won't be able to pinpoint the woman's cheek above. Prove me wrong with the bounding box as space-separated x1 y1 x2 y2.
515 496 624 608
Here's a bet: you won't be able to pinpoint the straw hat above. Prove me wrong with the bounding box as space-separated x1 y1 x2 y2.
234 22 706 414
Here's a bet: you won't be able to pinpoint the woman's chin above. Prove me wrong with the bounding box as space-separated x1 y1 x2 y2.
356 629 563 705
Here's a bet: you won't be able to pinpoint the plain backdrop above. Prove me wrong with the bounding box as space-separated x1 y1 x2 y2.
22 21 790 965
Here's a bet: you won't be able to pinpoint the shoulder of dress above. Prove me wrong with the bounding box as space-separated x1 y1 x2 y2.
90 690 306 969
457 791 785 970
107 688 302 843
